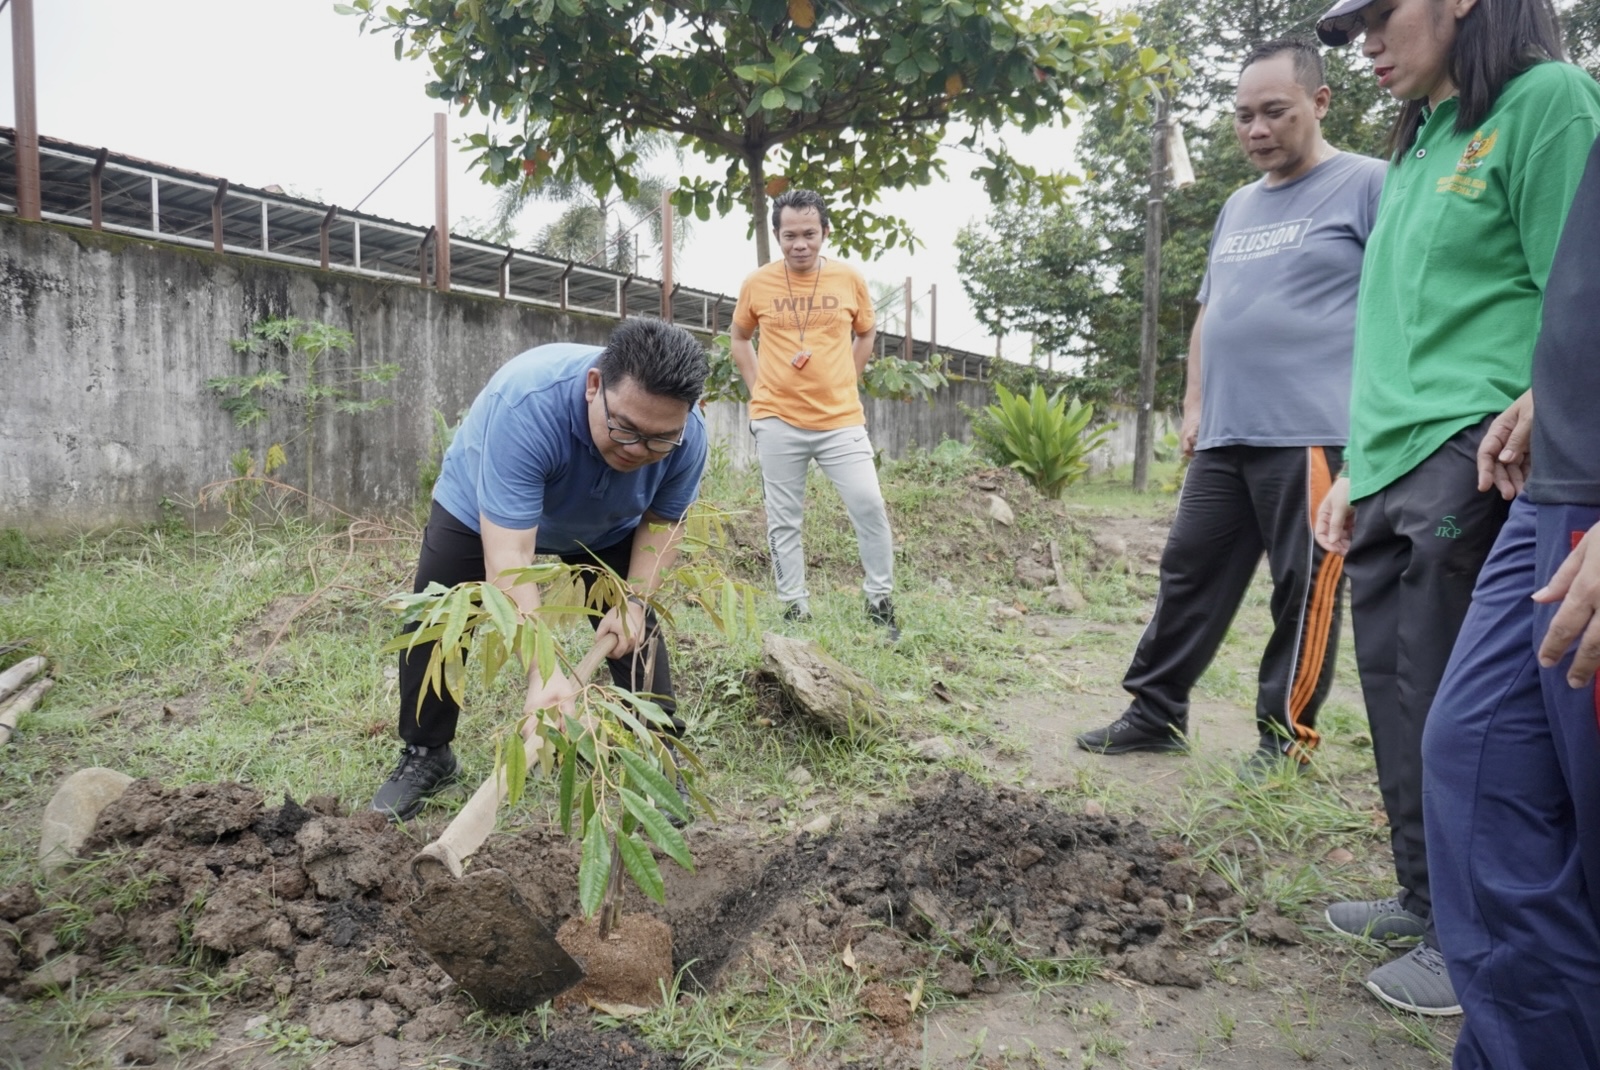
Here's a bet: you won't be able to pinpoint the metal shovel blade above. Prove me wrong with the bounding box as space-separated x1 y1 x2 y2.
405 868 584 1011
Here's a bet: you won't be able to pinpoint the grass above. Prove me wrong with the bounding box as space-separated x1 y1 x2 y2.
0 450 1455 1067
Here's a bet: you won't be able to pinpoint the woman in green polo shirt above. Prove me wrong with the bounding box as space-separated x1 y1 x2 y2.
1312 0 1600 1019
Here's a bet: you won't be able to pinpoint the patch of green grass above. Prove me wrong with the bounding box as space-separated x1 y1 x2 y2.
637 957 866 1068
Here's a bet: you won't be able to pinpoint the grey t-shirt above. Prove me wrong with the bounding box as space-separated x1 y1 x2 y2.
1196 151 1386 449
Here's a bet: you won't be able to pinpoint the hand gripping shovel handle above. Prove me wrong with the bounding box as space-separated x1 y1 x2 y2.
410 632 619 885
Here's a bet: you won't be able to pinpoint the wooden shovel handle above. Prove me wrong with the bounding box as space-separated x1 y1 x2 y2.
411 633 618 883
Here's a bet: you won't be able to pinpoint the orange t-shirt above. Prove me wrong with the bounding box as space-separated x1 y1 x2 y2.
731 258 875 431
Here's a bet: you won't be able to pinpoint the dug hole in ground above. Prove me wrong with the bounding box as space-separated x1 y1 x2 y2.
0 456 1457 1068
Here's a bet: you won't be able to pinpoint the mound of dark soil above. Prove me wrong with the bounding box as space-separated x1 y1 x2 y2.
688 772 1213 990
1 772 1239 1065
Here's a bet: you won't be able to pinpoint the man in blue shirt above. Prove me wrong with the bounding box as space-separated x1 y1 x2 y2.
372 318 711 822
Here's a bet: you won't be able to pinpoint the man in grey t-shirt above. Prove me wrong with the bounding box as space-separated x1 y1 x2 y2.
1077 38 1384 767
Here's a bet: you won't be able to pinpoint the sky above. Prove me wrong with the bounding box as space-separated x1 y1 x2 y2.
1 0 1085 362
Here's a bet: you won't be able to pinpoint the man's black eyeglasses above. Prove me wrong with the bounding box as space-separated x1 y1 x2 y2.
599 383 684 454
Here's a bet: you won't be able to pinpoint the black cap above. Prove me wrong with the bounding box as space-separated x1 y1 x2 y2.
1316 0 1371 45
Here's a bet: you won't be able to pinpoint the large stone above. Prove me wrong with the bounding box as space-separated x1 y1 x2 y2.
985 495 1016 526
760 632 883 735
1045 584 1086 613
38 768 134 878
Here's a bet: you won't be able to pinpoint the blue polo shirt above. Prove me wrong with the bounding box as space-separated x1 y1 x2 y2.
432 344 708 555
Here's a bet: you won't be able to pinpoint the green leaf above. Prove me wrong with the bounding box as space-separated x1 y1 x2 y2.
480 581 521 643
578 818 610 918
617 833 666 903
504 728 527 806
535 622 556 685
761 87 786 110
619 787 693 870
617 749 690 823
558 739 577 836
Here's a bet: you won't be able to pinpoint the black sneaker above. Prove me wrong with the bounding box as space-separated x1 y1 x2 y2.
668 768 693 830
1075 714 1188 755
370 744 460 823
782 600 812 623
866 596 900 641
1238 741 1309 783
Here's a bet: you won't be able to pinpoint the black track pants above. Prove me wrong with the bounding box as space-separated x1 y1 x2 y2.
1121 445 1344 754
395 501 678 748
1344 418 1510 922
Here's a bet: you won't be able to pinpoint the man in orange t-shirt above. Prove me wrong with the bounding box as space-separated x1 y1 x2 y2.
730 189 897 638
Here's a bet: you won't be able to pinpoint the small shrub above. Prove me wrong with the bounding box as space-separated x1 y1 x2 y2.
974 383 1112 499
0 528 42 571
415 408 464 522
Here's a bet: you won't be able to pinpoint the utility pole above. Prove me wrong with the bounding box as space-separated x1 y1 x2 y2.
11 0 41 221
433 113 451 292
659 189 674 322
1133 93 1169 493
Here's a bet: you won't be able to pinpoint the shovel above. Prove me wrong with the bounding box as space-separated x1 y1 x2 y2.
405 633 617 1011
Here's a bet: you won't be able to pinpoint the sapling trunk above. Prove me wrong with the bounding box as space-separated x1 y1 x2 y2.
598 834 625 938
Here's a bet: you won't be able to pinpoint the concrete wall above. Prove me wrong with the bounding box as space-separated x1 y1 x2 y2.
2 218 1015 532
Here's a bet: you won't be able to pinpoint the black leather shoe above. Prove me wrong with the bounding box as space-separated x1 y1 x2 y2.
370 744 460 822
1075 714 1188 755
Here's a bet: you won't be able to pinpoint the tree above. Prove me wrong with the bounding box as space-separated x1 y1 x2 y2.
1563 0 1600 77
954 195 1102 373
959 0 1394 408
341 0 1172 264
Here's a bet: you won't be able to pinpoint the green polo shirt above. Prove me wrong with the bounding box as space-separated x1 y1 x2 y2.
1348 61 1600 500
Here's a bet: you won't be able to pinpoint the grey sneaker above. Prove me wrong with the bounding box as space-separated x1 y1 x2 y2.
782 600 812 623
1075 714 1188 755
370 744 460 823
1325 897 1428 944
1364 944 1462 1016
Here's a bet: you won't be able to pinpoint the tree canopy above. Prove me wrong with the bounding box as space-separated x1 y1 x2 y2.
340 0 1173 264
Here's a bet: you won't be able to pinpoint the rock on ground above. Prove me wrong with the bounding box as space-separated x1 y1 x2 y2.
38 768 135 877
759 632 883 735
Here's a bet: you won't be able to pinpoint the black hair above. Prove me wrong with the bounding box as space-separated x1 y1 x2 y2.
1387 0 1565 161
769 188 831 233
595 318 709 406
1242 38 1329 97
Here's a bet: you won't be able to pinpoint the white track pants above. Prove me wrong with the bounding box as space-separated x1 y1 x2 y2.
751 417 894 604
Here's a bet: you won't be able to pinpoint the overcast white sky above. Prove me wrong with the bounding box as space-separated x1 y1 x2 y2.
2 1 1085 361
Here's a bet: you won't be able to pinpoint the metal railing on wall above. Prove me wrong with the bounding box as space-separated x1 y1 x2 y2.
0 127 992 377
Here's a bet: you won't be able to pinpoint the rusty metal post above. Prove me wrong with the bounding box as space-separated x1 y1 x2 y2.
619 274 634 318
902 276 913 362
433 113 450 292
499 248 515 300
709 296 722 337
418 227 434 287
560 260 574 310
10 0 41 220
659 189 674 322
212 180 229 253
90 148 108 231
319 206 337 269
